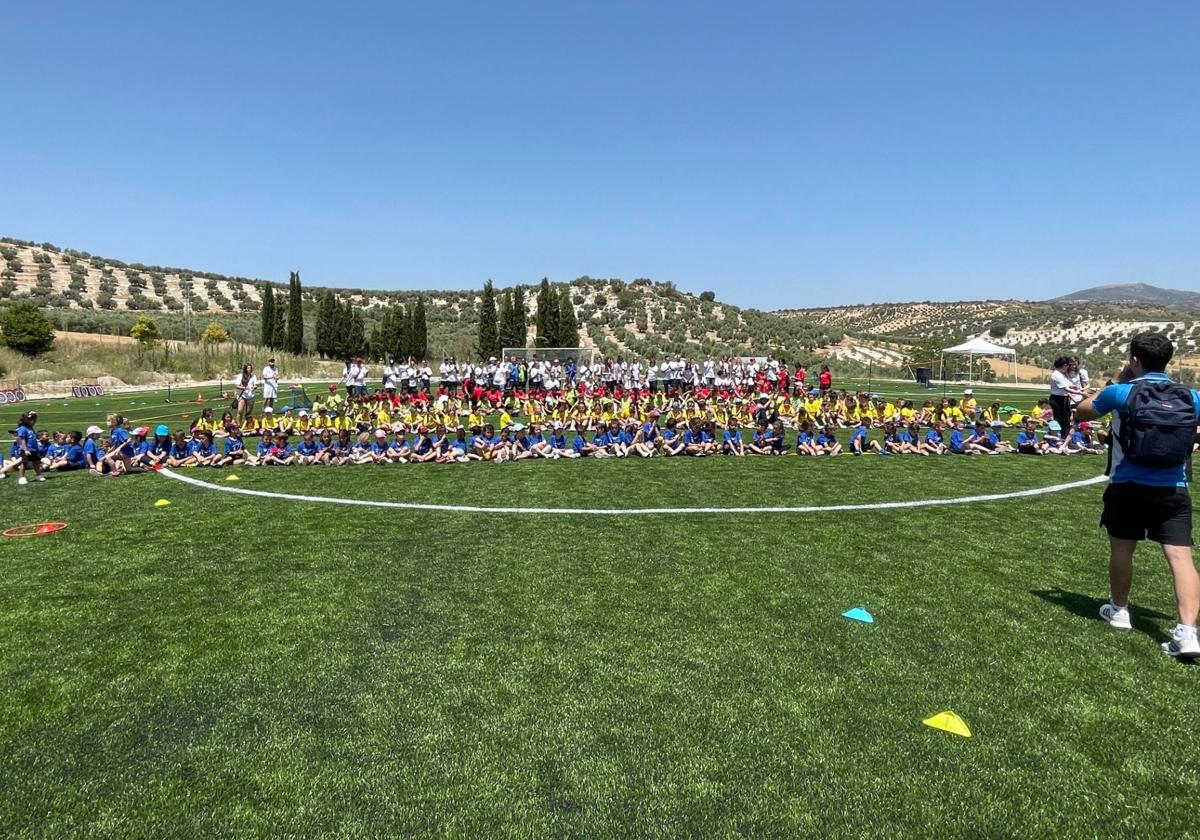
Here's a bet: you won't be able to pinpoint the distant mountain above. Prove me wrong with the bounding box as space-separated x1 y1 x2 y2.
1052 282 1200 308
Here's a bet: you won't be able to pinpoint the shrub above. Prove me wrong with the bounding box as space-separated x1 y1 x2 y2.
0 300 55 355
201 321 231 344
699 291 716 302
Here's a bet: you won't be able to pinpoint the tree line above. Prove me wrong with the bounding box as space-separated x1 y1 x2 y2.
475 278 579 359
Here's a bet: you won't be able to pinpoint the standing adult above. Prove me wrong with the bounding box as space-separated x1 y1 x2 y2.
1048 356 1080 431
1077 332 1200 659
261 357 279 412
235 363 257 426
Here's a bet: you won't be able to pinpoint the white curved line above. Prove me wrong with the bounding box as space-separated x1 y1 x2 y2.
158 468 1108 516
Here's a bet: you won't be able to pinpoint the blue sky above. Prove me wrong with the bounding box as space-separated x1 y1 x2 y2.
2 2 1198 307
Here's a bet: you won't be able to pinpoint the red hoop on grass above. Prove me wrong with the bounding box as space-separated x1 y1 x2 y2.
3 522 69 538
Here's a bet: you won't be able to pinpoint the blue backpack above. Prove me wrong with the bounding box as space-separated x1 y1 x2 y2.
1117 379 1197 467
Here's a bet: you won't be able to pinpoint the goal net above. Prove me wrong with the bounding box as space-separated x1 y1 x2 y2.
500 347 597 366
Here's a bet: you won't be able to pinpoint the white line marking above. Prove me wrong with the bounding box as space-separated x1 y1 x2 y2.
158 468 1108 516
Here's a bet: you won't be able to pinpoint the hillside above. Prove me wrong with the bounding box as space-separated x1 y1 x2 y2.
0 237 836 363
1052 282 1200 308
776 297 1200 377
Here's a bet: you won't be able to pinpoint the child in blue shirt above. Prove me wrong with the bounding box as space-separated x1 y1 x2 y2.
218 427 247 467
722 420 745 457
849 419 881 455
817 425 842 456
1015 420 1044 455
922 423 947 455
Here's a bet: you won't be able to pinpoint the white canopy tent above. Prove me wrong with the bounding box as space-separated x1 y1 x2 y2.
941 336 1018 384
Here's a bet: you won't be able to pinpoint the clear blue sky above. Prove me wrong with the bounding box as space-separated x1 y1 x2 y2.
3 2 1198 307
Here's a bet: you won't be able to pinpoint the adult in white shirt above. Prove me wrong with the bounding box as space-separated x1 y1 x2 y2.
261 358 279 411
354 358 368 397
235 362 258 425
1048 356 1082 430
384 360 399 394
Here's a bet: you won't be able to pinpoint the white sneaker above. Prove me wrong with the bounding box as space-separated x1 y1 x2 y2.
36 476 45 482
1161 626 1200 660
1099 601 1132 630
18 477 27 486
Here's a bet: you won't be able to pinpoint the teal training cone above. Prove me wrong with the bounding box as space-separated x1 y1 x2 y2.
842 607 875 624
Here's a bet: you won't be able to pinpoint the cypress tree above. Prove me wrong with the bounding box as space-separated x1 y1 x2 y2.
271 303 287 351
477 280 499 358
349 309 366 357
260 283 275 348
315 290 335 357
337 298 355 360
557 286 579 348
285 271 304 354
513 286 527 349
411 296 427 360
534 278 558 347
498 289 516 351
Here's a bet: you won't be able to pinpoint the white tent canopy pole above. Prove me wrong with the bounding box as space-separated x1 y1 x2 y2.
941 336 1018 385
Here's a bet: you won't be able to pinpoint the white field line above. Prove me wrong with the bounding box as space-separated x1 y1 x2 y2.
158 468 1108 516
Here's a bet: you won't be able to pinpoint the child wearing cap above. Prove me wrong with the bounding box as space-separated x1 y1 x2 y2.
369 429 392 463
548 423 577 459
1042 422 1066 454
145 425 172 467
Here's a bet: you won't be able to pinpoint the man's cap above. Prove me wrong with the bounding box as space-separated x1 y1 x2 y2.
86 425 102 435
1079 421 1091 431
263 407 274 413
133 426 148 436
155 424 170 436
298 409 309 416
375 429 386 438
964 388 974 394
1048 420 1062 431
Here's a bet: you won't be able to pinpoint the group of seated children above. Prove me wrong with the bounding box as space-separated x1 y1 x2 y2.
3 407 1111 481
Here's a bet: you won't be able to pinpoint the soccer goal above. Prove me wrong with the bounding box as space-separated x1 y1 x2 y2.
500 347 597 366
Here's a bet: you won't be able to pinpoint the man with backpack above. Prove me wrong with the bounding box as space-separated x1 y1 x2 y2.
1077 332 1200 659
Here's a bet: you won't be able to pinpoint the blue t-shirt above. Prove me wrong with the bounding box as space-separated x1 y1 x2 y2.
949 430 966 451
110 427 132 456
1091 373 1200 487
798 432 813 445
297 440 320 456
65 443 86 467
572 434 588 453
84 438 102 463
817 433 836 446
723 429 741 446
925 430 943 445
1016 431 1039 448
11 425 36 457
225 438 245 454
641 423 659 442
850 427 868 444
550 433 568 449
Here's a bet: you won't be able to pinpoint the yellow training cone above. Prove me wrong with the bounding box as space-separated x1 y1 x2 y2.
923 711 971 738
225 474 239 482
154 499 171 508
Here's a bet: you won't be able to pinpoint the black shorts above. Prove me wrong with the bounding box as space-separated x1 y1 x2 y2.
1100 482 1193 546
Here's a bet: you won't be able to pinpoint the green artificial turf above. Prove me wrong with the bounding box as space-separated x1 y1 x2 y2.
1 454 1197 837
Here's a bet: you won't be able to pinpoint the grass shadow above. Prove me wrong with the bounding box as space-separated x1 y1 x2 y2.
1031 587 1173 642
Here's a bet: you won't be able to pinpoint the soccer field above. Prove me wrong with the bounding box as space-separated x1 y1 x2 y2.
2 443 1198 837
